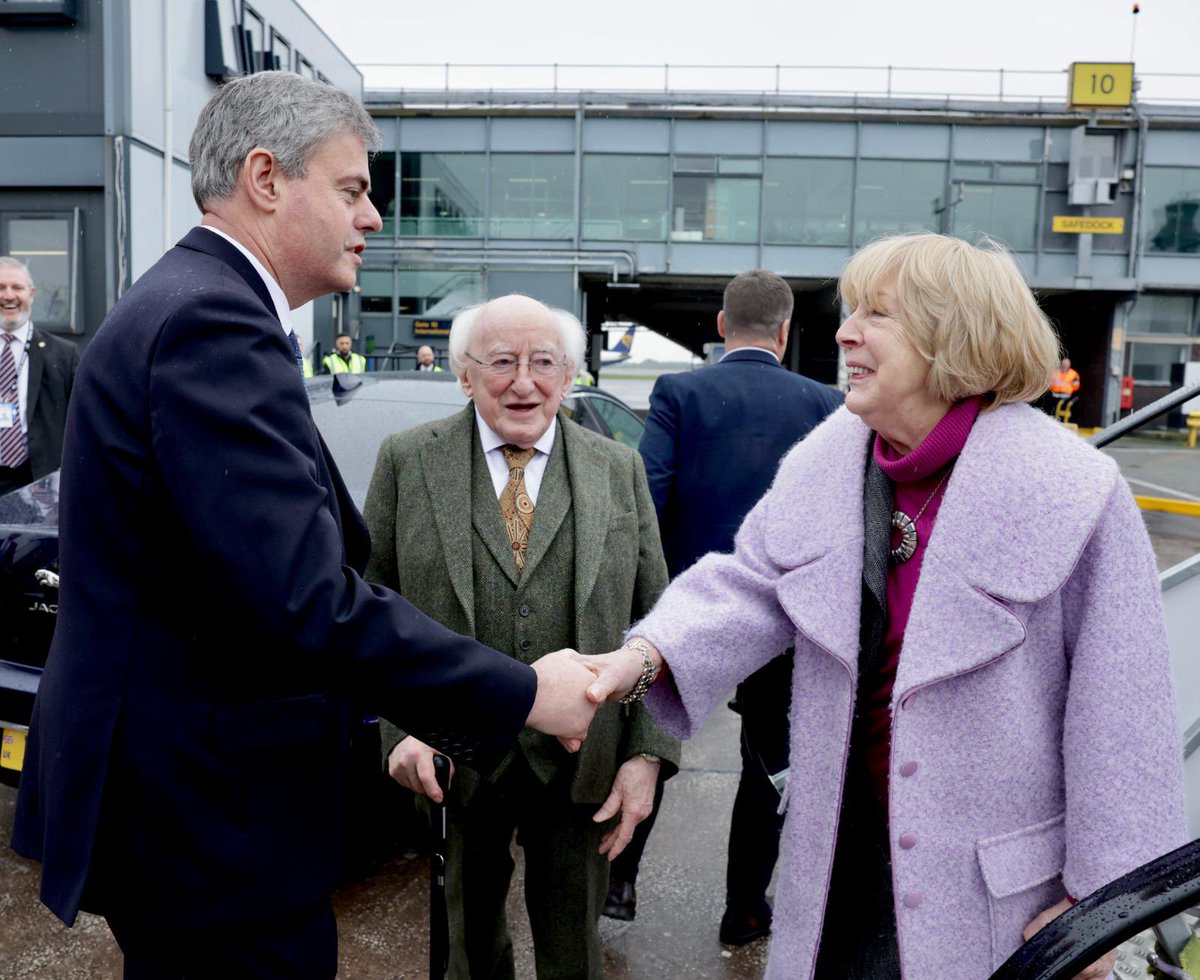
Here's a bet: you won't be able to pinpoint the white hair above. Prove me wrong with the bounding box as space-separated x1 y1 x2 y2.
0 256 33 287
447 296 587 377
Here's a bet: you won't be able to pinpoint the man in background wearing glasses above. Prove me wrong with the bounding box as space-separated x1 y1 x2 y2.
363 294 679 979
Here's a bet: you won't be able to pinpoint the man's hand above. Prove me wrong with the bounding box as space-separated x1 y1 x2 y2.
1023 898 1117 980
386 736 454 803
593 755 660 861
526 649 605 751
582 639 665 704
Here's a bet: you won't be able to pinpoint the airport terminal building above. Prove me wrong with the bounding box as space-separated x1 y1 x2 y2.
4 2 1200 427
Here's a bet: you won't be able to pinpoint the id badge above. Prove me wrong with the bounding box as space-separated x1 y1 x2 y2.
0 403 15 429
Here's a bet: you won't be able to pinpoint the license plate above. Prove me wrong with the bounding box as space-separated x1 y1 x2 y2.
1 727 26 772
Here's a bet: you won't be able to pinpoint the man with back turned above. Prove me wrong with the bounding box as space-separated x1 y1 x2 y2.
606 270 843 944
11 71 599 978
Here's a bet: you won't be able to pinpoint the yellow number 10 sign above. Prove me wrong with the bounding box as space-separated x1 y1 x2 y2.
1069 63 1135 108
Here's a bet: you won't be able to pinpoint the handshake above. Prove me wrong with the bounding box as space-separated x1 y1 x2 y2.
525 641 665 752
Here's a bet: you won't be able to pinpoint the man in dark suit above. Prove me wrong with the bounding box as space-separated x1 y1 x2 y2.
606 269 843 943
11 71 600 979
0 257 80 495
365 295 678 979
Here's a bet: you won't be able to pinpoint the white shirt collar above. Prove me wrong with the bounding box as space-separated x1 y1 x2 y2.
200 225 293 335
2 320 32 348
474 408 557 456
721 345 779 363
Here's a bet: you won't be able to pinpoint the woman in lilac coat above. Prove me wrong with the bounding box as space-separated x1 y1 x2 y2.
584 234 1187 979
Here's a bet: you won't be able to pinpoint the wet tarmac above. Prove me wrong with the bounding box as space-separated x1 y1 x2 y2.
1 702 770 979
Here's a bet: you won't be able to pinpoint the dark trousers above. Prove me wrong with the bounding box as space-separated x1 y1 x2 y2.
445 758 609 980
608 773 664 887
106 897 337 980
725 717 785 916
0 460 32 496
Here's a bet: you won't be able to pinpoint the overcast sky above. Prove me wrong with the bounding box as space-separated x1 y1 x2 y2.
300 0 1199 100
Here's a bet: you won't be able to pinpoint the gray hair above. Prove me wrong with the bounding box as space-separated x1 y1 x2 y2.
189 71 382 212
0 256 33 287
723 269 794 341
448 296 587 376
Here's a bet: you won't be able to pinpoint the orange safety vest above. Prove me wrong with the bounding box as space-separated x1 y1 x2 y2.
1051 368 1080 395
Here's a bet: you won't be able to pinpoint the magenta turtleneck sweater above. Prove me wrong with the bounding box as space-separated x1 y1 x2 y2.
862 396 982 802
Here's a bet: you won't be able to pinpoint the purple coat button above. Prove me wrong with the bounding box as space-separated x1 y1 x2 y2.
903 892 923 909
899 832 918 849
899 761 918 777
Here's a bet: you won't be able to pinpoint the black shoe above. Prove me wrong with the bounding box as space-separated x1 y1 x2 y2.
719 907 772 946
603 879 637 921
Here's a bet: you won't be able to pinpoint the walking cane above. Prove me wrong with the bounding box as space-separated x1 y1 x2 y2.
430 753 452 979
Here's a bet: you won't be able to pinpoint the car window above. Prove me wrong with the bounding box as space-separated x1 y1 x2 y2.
310 396 463 507
586 396 644 450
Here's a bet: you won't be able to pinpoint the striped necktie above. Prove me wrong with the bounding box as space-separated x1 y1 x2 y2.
0 333 28 468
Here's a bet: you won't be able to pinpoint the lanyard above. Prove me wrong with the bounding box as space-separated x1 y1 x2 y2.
2 335 31 400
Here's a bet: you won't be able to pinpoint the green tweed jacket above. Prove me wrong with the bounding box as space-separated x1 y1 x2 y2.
364 405 679 805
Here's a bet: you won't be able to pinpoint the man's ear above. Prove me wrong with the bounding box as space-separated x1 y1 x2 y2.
243 148 282 213
459 371 474 399
778 318 791 355
716 310 727 340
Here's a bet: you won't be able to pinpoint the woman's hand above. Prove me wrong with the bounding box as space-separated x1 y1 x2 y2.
1023 898 1117 980
581 639 665 704
386 736 454 803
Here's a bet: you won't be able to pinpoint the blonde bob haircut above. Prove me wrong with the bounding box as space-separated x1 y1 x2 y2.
839 234 1060 410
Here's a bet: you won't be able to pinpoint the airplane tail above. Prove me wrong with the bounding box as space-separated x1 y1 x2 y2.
610 328 635 354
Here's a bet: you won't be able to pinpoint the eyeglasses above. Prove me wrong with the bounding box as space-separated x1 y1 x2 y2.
464 351 565 378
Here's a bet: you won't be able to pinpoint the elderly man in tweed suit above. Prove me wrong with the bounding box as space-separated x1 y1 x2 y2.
364 294 679 979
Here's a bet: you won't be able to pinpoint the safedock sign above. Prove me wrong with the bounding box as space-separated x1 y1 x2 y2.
1068 63 1135 108
1052 216 1126 235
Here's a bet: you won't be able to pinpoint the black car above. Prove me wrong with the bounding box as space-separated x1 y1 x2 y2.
0 372 645 786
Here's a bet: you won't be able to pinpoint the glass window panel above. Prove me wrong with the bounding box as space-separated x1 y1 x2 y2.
489 154 574 240
671 176 760 242
674 156 717 173
270 31 290 72
996 163 1039 182
400 153 485 237
397 270 483 317
854 160 945 246
241 6 266 73
582 155 668 240
763 158 851 245
368 152 396 238
719 158 762 175
586 396 645 449
357 270 392 314
4 214 73 327
1144 166 1200 254
953 163 993 181
1130 342 1190 383
1127 294 1197 335
952 183 1039 250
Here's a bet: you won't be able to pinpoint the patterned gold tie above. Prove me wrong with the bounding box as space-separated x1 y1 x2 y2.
500 446 536 572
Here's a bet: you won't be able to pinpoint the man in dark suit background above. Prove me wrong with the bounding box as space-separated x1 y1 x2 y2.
0 257 80 495
12 71 600 979
605 270 843 944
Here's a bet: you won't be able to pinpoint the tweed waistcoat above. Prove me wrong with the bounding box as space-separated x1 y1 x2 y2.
470 430 576 784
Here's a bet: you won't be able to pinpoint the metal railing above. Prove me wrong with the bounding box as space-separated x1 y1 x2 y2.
360 62 1200 107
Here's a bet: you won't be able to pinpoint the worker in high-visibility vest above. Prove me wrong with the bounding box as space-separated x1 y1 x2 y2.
413 344 443 372
322 333 366 375
1050 356 1080 423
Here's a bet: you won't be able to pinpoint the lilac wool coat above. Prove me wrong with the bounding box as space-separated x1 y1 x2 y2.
638 403 1187 980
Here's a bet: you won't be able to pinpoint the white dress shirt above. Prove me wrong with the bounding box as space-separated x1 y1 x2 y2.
475 409 557 504
720 345 779 363
200 226 294 337
2 320 32 435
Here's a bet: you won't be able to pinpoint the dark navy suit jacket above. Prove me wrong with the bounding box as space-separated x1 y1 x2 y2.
639 347 844 578
12 228 536 930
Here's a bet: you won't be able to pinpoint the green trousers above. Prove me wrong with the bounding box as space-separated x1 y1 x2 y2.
444 759 611 980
